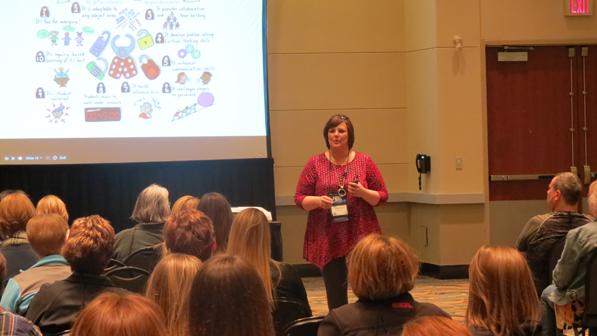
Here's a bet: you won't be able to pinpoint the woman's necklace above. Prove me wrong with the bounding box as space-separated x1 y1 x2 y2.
329 151 350 197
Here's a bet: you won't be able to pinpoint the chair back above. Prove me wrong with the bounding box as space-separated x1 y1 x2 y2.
583 248 597 327
123 244 162 273
273 297 313 334
105 266 150 294
284 316 324 336
104 258 126 273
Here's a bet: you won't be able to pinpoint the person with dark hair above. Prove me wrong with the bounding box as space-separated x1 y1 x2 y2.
188 254 275 336
113 184 171 261
164 208 215 261
467 246 541 336
516 172 591 295
295 114 388 309
0 192 39 279
0 252 43 336
1 214 71 315
198 192 233 253
318 234 448 336
71 292 167 336
26 215 119 335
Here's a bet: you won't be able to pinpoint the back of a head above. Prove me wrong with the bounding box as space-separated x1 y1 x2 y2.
0 252 6 285
0 191 35 238
62 215 115 274
553 172 583 206
27 214 69 257
588 180 597 217
348 234 419 300
171 195 200 216
226 208 273 302
146 253 202 336
189 254 274 336
198 192 232 252
36 194 69 223
71 292 167 336
131 184 171 224
403 316 472 336
164 208 215 261
466 245 540 336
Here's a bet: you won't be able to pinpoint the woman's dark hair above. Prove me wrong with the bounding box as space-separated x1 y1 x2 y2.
198 192 232 252
323 114 355 149
188 254 274 336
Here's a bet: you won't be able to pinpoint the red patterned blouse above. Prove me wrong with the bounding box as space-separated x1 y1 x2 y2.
294 152 388 268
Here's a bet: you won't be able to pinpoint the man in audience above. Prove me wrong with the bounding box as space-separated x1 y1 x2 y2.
113 184 171 262
516 172 591 293
26 215 119 335
0 252 43 335
541 180 597 335
1 214 71 315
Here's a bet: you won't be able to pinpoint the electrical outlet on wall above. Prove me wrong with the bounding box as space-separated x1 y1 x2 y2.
455 157 463 170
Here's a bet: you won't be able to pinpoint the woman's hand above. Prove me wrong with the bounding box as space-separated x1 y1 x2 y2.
348 182 381 206
319 195 333 209
301 195 333 211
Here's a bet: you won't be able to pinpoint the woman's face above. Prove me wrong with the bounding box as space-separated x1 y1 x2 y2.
328 122 349 151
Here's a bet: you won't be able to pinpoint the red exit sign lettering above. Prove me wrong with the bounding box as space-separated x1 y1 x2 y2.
565 0 593 16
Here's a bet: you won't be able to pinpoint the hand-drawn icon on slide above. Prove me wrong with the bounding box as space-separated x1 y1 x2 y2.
90 31 111 57
87 58 109 80
85 107 121 122
140 55 160 80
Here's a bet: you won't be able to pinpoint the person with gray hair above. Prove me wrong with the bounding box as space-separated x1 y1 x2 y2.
541 180 597 335
516 172 592 295
113 184 171 262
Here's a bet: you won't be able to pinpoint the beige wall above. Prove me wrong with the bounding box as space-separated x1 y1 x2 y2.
269 0 597 265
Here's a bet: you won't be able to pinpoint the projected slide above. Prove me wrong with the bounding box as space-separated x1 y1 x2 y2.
0 0 268 164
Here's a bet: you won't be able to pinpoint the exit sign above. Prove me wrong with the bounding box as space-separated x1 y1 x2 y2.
565 0 593 16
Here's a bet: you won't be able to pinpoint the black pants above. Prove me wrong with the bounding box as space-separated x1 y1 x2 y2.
322 257 348 310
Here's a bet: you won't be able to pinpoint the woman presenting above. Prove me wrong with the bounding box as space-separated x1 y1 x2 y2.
294 114 388 309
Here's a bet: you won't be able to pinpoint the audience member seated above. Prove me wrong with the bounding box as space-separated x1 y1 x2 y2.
0 192 39 279
35 195 69 224
163 209 216 262
0 252 42 336
198 192 233 253
145 253 202 336
26 215 120 335
318 234 449 336
171 195 200 216
71 292 167 336
227 208 311 331
403 316 472 336
541 180 597 336
0 190 19 202
188 254 275 336
113 184 171 262
516 172 591 295
466 245 541 336
1 214 71 315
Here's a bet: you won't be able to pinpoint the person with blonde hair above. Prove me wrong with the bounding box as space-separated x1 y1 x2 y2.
26 215 119 335
318 234 448 336
189 254 275 336
113 184 171 261
35 195 69 223
1 214 71 315
145 253 202 336
171 195 200 216
227 208 310 329
0 191 39 279
466 245 540 336
198 192 232 252
71 292 167 336
403 316 472 336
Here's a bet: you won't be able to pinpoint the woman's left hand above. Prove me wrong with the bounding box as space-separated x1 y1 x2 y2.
348 181 365 198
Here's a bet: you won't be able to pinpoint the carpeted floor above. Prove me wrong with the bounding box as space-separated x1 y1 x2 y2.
303 276 469 323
